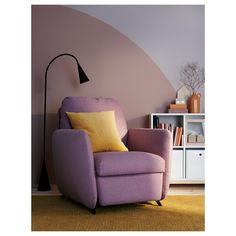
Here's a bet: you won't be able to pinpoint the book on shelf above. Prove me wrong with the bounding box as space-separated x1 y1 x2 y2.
153 115 159 128
169 123 173 133
176 127 183 146
156 122 173 135
181 134 184 146
158 123 170 130
173 127 179 146
173 126 183 146
168 108 188 113
170 103 187 109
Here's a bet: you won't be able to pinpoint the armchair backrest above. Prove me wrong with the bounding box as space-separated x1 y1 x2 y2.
59 96 128 144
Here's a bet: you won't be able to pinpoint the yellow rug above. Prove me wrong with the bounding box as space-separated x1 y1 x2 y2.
32 195 204 231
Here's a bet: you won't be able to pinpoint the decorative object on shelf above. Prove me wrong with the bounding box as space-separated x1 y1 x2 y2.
189 92 201 113
167 86 189 113
197 134 205 143
188 133 197 143
179 62 205 113
38 53 90 191
185 118 205 147
176 85 191 104
175 98 186 104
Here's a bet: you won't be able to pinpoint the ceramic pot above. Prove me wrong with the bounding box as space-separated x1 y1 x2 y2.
189 92 201 113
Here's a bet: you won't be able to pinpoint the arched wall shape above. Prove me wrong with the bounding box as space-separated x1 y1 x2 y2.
32 5 176 184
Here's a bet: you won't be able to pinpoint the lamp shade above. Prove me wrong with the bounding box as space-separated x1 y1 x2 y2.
77 63 89 83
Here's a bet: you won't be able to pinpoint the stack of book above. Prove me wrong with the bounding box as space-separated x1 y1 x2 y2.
168 103 188 113
173 126 183 146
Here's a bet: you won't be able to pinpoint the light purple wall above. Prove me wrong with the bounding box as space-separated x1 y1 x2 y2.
32 5 176 185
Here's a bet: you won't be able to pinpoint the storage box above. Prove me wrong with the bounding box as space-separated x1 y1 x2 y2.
171 150 184 180
186 150 205 179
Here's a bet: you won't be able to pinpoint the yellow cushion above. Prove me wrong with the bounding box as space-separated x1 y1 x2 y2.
66 111 128 153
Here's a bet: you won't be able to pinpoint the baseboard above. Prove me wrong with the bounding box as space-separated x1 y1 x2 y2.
32 184 62 196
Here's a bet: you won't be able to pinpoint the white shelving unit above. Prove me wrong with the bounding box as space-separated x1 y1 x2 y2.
150 113 205 184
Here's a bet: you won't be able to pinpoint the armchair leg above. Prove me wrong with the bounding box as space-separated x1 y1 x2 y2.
156 200 162 206
91 207 96 215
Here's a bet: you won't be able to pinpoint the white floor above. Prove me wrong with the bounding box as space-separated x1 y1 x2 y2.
32 184 205 196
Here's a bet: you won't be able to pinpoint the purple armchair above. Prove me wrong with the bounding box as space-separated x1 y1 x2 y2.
52 97 172 214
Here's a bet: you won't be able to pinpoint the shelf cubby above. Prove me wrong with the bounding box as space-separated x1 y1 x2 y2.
150 113 205 184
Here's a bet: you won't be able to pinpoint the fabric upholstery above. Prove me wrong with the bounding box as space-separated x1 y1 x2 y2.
66 111 128 152
97 173 163 206
52 129 97 209
127 128 173 200
94 151 164 176
52 97 172 209
59 96 128 144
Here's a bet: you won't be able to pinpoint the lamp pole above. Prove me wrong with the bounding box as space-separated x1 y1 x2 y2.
37 53 89 191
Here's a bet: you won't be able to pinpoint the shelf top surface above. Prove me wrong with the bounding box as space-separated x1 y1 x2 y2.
151 113 205 116
173 146 205 149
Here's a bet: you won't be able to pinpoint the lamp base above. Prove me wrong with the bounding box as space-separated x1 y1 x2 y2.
38 162 51 191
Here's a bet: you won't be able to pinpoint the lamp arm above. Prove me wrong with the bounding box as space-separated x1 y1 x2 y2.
43 53 79 159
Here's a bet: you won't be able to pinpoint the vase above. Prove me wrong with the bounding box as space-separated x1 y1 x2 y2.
189 92 201 113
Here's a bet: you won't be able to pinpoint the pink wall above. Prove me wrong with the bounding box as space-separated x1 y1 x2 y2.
32 5 175 185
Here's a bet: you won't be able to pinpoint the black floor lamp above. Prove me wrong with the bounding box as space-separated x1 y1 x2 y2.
37 53 90 191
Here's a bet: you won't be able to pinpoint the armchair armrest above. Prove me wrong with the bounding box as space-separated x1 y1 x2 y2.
52 129 97 209
127 128 173 199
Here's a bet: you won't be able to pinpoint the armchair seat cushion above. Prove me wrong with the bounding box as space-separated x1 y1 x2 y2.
94 151 165 177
